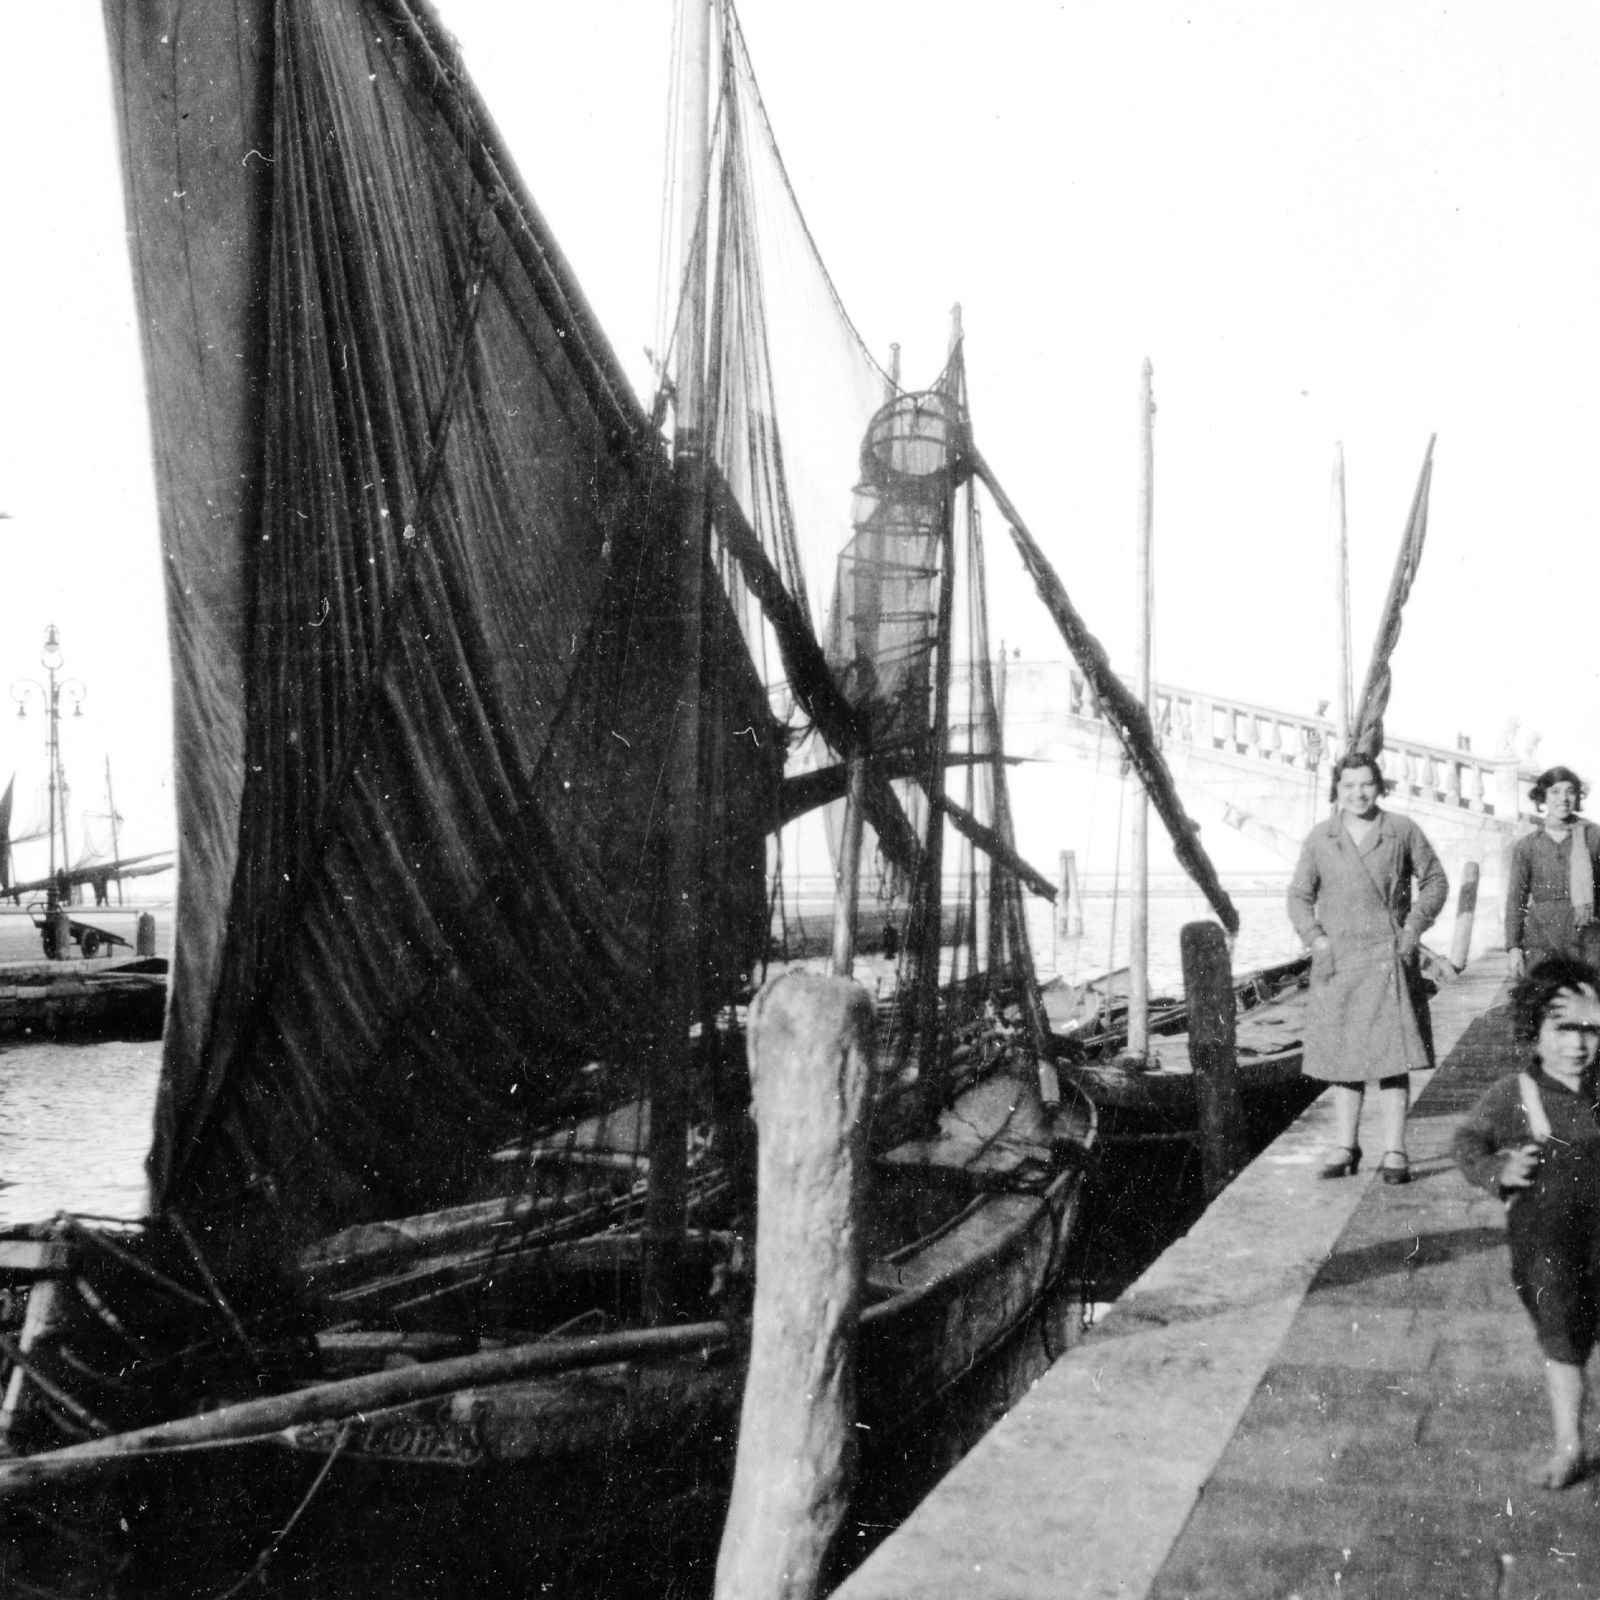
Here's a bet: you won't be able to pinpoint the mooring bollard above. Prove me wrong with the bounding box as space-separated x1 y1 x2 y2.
1058 849 1084 941
135 912 157 959
1448 860 1479 973
714 972 874 1600
48 908 75 962
1182 920 1249 1201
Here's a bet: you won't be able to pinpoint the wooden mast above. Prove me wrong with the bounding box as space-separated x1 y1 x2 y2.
1128 359 1153 1062
986 643 1007 979
1331 441 1352 751
910 309 963 1084
643 0 713 1325
105 757 124 906
829 343 900 978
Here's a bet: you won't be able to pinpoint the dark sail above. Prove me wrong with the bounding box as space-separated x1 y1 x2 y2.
106 0 780 1266
1350 436 1437 762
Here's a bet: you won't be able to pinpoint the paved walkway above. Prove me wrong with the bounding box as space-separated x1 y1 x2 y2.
837 952 1599 1599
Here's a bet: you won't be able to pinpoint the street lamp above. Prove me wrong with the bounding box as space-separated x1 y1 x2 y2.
12 624 87 887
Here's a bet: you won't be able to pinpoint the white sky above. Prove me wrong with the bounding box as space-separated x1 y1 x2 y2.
0 2 1596 879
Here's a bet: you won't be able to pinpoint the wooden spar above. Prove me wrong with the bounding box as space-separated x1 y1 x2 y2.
829 757 867 976
705 472 925 879
981 642 1060 1105
777 751 1027 829
1129 360 1153 1060
1182 921 1249 1200
0 1322 733 1495
1449 859 1480 972
1331 442 1352 749
934 796 1054 900
714 975 872 1599
643 0 713 1325
708 473 865 752
830 344 899 977
910 310 963 1083
969 446 1240 937
986 647 1008 981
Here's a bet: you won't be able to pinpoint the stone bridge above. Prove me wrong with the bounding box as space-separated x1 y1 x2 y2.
993 661 1538 957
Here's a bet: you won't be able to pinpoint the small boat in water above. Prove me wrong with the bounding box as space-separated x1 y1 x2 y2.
1049 953 1317 1137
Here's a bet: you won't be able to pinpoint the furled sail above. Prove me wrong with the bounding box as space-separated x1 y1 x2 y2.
1350 436 1437 762
106 0 780 1275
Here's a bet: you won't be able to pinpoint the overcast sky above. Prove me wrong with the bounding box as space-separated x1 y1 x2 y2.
0 2 1596 879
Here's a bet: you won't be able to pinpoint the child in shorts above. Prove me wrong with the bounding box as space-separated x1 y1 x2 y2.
1453 954 1600 1488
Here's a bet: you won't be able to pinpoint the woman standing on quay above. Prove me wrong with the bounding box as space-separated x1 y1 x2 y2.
1288 751 1449 1183
1506 766 1600 979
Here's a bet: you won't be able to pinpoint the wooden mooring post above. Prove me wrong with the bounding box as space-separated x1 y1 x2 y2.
714 973 874 1600
1057 849 1083 943
1448 858 1480 972
1181 921 1250 1200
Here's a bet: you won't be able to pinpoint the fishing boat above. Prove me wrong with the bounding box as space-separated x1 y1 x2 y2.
0 1 1152 1589
1049 952 1317 1137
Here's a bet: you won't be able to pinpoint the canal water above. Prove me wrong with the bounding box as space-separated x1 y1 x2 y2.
0 888 1299 1230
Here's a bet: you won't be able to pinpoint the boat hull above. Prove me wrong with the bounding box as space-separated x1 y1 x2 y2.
0 1076 1090 1595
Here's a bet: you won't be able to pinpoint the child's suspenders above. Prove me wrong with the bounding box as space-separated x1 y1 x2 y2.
1506 1075 1554 1210
1519 1073 1553 1144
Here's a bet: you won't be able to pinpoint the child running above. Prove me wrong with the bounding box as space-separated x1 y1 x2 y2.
1453 954 1600 1488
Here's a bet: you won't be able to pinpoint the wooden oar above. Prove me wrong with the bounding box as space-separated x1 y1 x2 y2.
0 1320 731 1494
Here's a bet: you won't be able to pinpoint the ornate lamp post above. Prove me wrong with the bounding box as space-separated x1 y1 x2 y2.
12 624 87 891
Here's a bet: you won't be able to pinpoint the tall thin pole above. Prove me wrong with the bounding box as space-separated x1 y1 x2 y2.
643 0 713 1326
105 757 124 905
830 344 899 978
1331 441 1352 750
46 669 58 884
1128 359 1153 1060
54 677 70 880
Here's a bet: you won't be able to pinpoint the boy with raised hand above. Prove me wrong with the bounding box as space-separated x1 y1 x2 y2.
1454 955 1600 1488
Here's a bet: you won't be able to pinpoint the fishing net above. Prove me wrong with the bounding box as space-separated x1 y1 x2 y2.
109 0 781 1266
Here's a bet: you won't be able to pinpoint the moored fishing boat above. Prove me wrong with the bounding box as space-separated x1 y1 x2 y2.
1051 955 1317 1138
0 1 1112 1590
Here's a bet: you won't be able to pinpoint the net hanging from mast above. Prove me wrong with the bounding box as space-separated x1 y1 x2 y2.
109 0 782 1273
650 7 1052 1062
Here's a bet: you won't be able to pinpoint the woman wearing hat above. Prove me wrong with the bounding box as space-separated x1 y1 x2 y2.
1507 766 1600 979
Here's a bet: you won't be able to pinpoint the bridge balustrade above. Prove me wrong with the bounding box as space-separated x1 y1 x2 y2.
1066 670 1538 824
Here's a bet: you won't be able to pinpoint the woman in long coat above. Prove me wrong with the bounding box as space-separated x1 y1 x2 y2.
1287 751 1449 1183
1506 765 1600 978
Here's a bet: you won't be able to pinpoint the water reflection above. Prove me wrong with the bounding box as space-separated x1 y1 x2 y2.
0 1038 160 1224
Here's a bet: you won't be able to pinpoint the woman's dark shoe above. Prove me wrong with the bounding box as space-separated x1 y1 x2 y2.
1319 1145 1361 1179
1380 1151 1411 1185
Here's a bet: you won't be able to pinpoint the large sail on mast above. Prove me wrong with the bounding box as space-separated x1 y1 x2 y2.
106 0 780 1270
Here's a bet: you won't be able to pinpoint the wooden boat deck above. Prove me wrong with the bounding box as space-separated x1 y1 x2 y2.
1057 983 1314 1131
835 951 1587 1599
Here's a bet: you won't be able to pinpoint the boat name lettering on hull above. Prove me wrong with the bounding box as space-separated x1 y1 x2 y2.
284 1407 486 1467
